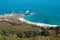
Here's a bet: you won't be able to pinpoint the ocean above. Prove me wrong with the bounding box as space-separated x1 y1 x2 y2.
0 0 60 25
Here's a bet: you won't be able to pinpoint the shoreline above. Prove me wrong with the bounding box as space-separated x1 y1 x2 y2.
19 17 58 27
0 13 59 27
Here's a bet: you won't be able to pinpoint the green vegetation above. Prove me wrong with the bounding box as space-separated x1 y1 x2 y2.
0 21 60 40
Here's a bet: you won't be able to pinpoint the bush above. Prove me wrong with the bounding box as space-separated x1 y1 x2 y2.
24 31 33 38
1 30 10 36
55 26 60 35
32 31 39 37
23 30 41 37
16 32 24 38
41 28 49 36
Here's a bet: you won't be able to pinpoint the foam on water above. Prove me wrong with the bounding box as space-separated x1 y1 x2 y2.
24 10 60 25
0 0 60 26
0 10 60 26
19 17 58 27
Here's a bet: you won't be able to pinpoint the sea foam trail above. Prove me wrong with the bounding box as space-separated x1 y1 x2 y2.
19 18 58 27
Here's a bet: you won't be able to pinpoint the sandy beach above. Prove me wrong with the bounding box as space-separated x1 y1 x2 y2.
0 14 58 27
19 17 58 27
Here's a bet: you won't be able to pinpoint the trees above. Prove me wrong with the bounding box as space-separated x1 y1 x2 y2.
55 26 60 35
16 32 24 38
16 30 50 38
16 30 41 38
32 31 39 37
41 28 49 36
24 31 32 38
0 30 10 36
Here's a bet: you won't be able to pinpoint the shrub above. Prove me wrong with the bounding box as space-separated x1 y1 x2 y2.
41 28 49 36
16 32 24 38
1 30 10 36
24 31 33 38
55 26 60 35
32 31 39 37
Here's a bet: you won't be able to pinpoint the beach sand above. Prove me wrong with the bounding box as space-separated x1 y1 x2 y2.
0 13 58 28
19 17 58 27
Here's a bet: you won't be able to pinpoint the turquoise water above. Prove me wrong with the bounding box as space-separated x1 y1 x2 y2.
0 0 60 25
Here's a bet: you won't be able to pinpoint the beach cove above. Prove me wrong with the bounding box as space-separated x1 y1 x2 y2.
0 13 58 28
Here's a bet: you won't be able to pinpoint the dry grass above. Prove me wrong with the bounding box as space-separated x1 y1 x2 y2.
0 21 60 40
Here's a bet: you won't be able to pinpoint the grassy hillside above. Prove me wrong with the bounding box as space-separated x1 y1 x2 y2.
0 21 60 40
